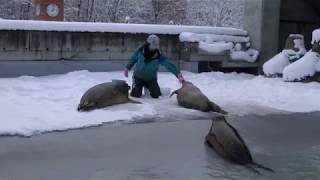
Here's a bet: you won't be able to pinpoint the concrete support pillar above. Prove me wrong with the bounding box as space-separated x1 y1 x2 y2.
243 0 281 69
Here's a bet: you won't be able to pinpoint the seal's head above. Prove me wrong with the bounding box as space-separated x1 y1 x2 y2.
182 80 193 87
112 79 130 93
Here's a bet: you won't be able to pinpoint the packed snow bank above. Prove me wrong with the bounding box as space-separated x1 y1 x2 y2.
0 19 247 35
263 53 289 76
283 51 320 81
1 71 320 136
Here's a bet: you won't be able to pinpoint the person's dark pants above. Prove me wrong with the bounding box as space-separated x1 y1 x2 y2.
130 77 161 98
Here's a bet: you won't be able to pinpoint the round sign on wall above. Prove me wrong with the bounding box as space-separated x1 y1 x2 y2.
46 4 60 17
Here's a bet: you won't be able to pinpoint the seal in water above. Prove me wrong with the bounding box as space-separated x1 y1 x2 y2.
170 81 227 114
77 80 141 111
206 116 274 174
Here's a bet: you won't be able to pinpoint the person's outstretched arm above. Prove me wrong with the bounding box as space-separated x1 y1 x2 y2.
159 55 184 83
124 50 139 77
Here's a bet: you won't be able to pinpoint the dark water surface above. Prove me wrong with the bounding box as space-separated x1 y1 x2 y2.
0 112 319 180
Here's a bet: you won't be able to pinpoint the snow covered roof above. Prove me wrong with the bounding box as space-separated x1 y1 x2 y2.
0 19 247 36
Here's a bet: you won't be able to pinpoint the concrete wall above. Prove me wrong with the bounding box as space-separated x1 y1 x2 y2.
242 0 280 65
0 29 257 77
219 0 281 71
0 31 181 61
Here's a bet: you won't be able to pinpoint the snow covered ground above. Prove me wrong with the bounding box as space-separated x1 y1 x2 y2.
1 71 320 136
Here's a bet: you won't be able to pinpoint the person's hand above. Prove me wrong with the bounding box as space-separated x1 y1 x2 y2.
124 68 129 77
177 74 184 83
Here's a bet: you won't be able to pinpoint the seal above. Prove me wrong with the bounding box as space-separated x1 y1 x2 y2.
170 81 227 114
206 116 274 174
77 80 141 111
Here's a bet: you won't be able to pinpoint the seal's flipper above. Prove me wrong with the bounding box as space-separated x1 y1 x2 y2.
209 101 228 115
128 98 142 104
169 90 178 98
252 162 275 173
246 165 261 175
205 136 213 148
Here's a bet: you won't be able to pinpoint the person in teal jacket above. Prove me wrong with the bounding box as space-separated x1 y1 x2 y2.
124 34 184 98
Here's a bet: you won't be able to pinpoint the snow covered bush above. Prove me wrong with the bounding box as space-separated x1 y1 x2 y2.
263 52 290 77
263 34 307 77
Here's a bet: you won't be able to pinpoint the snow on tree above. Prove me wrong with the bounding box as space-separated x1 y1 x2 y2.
150 0 187 25
111 0 153 24
0 0 32 20
64 0 81 21
0 0 245 28
185 0 244 27
65 0 124 22
105 0 123 22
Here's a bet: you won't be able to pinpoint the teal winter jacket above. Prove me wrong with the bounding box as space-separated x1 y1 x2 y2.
125 49 180 81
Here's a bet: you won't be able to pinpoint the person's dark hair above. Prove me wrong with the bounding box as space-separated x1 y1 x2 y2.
139 42 160 63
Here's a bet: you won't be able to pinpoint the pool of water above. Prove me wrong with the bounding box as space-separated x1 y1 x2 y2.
0 112 319 180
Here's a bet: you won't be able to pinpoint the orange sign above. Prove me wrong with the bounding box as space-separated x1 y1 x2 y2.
32 0 64 21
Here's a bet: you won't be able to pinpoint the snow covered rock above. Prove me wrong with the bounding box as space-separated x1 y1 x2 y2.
283 30 320 82
312 29 320 54
263 52 290 77
312 29 320 46
263 34 307 77
283 51 320 81
312 41 320 54
284 34 307 54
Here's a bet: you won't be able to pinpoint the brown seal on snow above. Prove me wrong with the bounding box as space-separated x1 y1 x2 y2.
77 80 140 111
170 81 227 114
